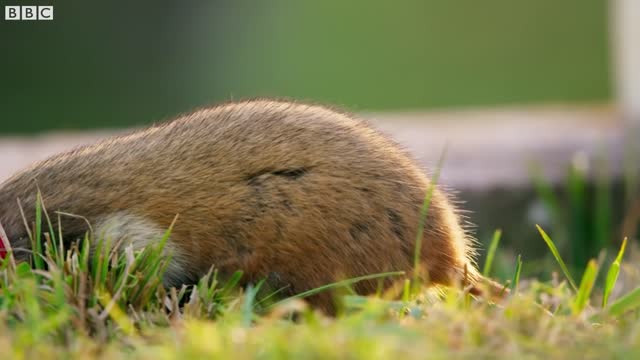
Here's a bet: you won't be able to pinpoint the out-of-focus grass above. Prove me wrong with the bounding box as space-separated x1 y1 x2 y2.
2 195 640 358
603 237 627 308
530 148 639 282
482 229 502 278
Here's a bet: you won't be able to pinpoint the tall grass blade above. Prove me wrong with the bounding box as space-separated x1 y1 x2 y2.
567 156 589 270
413 145 448 289
536 224 578 291
511 254 522 293
220 270 244 299
242 282 262 327
572 259 599 315
482 229 502 277
79 233 90 273
38 193 59 263
32 192 44 270
603 237 627 308
402 279 411 303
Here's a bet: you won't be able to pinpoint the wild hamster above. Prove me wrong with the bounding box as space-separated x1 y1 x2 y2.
0 99 497 313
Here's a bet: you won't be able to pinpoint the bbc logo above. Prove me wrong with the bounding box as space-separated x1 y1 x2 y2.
5 6 53 20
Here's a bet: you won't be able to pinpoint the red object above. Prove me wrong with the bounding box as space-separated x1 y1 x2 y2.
0 230 7 259
0 235 6 259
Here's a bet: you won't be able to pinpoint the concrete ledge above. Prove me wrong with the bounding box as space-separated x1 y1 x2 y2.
367 104 625 189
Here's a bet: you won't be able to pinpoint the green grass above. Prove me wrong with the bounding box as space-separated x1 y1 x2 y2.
412 145 447 293
2 197 640 358
529 154 628 281
537 225 578 291
482 229 502 278
603 237 627 308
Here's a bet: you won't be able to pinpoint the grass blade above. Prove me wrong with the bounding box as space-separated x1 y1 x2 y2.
97 289 135 336
242 282 262 327
602 237 628 308
572 259 599 315
536 224 578 291
608 286 640 317
32 192 45 270
271 271 405 308
482 229 502 277
413 145 448 289
220 270 244 299
511 254 522 293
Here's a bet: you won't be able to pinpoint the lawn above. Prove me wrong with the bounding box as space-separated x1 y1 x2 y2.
1 196 639 359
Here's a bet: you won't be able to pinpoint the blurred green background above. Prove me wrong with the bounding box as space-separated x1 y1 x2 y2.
0 0 610 134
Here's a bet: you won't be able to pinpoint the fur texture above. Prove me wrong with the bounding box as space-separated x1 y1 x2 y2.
0 99 487 313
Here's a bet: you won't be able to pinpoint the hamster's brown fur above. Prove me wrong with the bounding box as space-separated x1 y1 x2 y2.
0 99 495 313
